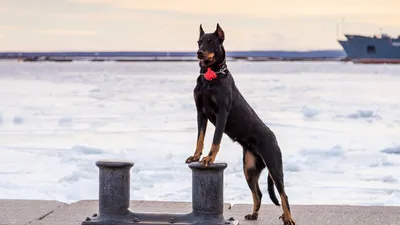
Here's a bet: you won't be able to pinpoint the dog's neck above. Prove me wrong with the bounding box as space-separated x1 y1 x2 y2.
199 56 227 79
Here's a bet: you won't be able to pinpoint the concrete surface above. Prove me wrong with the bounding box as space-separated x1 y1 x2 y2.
1 199 399 225
228 204 400 225
25 200 232 225
0 199 66 225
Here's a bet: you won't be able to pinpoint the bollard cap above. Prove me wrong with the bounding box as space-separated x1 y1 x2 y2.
96 159 134 168
188 162 227 171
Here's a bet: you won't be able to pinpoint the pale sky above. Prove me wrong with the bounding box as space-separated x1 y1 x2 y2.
1 0 400 51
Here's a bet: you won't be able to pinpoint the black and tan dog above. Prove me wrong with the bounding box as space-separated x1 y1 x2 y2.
185 24 295 225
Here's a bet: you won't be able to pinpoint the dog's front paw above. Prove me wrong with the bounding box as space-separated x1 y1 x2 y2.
279 214 295 225
244 212 258 220
185 155 200 164
200 156 215 167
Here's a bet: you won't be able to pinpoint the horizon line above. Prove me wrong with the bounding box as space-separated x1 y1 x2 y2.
0 49 345 53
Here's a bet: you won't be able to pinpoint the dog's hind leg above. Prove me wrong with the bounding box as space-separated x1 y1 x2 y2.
258 142 295 225
243 148 265 220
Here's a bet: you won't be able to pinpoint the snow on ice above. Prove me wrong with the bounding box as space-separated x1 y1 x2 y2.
0 61 399 206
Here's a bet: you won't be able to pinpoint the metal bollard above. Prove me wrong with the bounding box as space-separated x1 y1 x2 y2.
82 160 239 225
189 162 226 215
96 159 133 219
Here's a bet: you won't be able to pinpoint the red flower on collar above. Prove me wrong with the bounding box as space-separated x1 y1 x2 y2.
204 68 217 81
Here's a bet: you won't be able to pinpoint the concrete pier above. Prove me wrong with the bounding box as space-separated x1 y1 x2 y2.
1 199 400 225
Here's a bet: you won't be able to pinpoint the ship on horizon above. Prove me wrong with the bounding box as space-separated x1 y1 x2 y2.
338 33 400 64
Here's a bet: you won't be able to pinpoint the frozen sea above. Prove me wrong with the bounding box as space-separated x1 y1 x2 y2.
0 61 399 206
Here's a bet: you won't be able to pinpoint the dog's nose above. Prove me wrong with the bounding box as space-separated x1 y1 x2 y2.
197 50 204 59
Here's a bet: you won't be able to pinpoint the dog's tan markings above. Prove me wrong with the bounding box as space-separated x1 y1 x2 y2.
201 144 220 167
244 190 260 220
211 96 217 104
243 150 256 180
243 150 261 220
185 129 205 163
203 51 215 60
278 193 295 225
196 129 205 153
269 171 294 224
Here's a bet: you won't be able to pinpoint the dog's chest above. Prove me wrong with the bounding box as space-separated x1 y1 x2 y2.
201 90 217 113
199 83 219 119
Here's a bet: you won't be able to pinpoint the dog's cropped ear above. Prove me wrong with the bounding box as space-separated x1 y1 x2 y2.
199 24 205 38
214 23 224 42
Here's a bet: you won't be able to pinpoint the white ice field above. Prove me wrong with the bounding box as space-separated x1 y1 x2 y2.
0 61 399 206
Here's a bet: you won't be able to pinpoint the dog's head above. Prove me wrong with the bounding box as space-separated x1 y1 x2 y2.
197 23 225 67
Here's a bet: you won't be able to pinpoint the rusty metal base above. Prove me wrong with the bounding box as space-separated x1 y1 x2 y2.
82 210 239 225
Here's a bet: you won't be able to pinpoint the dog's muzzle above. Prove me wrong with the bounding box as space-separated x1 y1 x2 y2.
197 50 205 59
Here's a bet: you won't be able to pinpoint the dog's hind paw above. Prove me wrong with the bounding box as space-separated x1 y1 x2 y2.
244 213 258 220
185 155 200 163
279 214 295 225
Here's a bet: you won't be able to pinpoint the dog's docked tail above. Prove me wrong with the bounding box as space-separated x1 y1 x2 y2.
267 175 280 206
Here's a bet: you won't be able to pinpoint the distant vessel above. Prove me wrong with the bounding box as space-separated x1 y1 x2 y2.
338 33 400 64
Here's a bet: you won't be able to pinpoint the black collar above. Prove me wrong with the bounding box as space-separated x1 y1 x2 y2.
199 59 228 78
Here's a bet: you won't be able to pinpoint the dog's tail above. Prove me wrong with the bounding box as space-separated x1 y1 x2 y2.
267 174 280 206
